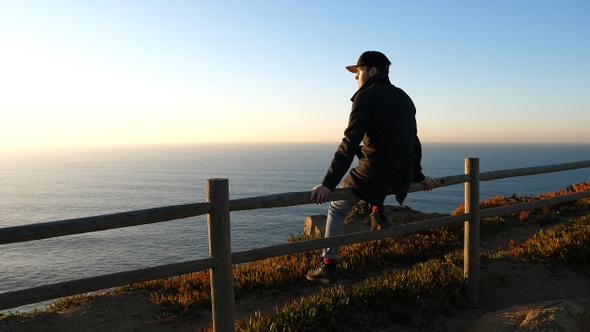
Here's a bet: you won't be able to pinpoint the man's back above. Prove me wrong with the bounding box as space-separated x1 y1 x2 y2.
353 75 417 182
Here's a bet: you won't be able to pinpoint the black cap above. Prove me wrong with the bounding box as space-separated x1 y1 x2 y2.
346 51 391 73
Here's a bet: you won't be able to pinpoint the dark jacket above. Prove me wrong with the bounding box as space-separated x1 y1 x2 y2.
321 73 424 206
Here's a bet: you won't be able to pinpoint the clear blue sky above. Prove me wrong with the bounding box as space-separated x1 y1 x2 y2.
1 1 589 154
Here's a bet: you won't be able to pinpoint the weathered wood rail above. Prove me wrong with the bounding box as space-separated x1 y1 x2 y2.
1 159 590 331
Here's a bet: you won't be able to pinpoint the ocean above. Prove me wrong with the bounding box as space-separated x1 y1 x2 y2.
1 142 589 313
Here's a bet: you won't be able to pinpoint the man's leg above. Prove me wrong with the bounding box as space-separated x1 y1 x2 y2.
369 204 392 230
307 198 358 283
322 198 359 258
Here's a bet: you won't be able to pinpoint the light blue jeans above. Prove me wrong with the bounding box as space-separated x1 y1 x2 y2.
322 198 359 259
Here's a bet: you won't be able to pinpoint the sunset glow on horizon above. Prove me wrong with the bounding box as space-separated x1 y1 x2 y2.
1 1 589 156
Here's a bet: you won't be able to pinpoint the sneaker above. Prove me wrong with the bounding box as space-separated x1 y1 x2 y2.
370 208 391 230
306 262 337 283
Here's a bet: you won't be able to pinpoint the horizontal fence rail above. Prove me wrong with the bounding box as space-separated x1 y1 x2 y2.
478 190 590 218
0 258 214 311
232 213 470 264
229 175 472 212
0 203 211 245
0 178 462 246
479 160 590 181
1 159 589 329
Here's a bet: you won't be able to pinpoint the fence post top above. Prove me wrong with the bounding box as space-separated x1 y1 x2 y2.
207 178 228 182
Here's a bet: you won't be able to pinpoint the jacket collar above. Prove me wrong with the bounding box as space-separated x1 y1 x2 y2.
350 73 391 101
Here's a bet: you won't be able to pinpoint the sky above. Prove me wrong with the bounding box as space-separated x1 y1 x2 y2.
1 1 589 155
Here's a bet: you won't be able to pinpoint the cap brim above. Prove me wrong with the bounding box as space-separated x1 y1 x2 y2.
345 65 358 73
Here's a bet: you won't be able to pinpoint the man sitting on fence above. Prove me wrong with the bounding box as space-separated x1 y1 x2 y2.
308 51 436 283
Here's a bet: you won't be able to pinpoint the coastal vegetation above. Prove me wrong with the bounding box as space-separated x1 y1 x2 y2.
2 182 589 331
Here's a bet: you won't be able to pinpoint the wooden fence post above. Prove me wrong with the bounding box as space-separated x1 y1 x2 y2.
464 158 480 304
207 178 235 331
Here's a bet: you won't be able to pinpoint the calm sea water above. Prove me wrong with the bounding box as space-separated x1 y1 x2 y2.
1 142 589 312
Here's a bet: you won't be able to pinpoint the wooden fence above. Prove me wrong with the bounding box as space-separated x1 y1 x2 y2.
1 158 590 331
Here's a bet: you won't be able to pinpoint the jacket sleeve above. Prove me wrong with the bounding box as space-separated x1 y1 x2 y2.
321 94 369 190
412 136 426 182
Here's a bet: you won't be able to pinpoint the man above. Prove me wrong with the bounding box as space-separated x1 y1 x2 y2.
307 51 436 283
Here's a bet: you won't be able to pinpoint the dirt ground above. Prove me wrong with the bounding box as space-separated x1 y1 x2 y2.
2 207 589 332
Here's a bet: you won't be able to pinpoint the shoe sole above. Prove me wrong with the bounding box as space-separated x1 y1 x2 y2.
306 275 337 284
305 275 336 284
371 220 391 230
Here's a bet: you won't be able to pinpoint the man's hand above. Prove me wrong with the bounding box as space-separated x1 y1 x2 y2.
310 184 331 204
422 177 436 191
